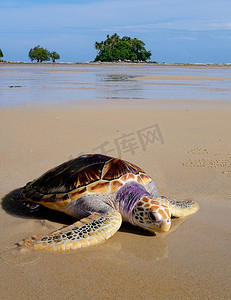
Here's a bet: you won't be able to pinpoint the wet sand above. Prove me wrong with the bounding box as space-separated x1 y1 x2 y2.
136 75 231 81
0 96 231 299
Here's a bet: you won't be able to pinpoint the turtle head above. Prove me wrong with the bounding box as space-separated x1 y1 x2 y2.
132 196 171 232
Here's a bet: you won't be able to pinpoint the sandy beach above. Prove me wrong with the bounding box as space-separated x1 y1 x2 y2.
0 65 231 299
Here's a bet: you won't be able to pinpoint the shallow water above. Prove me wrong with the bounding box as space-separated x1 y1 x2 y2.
0 63 231 107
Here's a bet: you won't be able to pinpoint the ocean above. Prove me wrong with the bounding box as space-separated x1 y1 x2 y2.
0 63 231 107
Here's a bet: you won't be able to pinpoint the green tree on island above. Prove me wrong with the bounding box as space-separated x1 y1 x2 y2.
0 49 3 59
94 34 152 62
28 45 60 63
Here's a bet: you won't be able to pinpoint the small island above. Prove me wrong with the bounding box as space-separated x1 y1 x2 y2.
94 33 152 62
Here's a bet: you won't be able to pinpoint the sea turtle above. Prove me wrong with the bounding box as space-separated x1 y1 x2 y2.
19 154 199 251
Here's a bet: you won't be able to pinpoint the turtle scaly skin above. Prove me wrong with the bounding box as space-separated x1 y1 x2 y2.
18 154 199 251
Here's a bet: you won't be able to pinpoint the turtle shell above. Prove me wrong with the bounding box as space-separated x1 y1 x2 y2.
22 154 152 210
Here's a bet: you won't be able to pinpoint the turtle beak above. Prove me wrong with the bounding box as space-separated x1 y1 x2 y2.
148 219 171 232
148 211 171 232
159 218 171 231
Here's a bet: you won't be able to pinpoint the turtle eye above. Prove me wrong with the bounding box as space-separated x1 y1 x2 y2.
149 212 156 222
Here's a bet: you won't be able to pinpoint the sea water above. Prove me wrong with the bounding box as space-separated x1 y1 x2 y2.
0 63 231 107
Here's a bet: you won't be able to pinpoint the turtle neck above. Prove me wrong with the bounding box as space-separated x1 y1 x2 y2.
116 181 151 224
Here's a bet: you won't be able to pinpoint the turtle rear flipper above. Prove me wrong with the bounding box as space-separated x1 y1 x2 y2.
18 210 122 251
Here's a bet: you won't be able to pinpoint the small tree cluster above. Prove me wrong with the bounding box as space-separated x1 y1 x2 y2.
95 34 151 62
28 45 60 62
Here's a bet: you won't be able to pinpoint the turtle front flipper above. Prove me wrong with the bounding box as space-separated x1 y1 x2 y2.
156 196 199 217
18 210 122 251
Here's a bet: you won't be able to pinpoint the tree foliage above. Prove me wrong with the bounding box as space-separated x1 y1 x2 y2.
94 34 151 62
28 45 50 62
0 49 3 58
49 51 60 63
28 45 60 62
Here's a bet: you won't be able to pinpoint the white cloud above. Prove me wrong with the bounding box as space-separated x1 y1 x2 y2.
105 20 231 33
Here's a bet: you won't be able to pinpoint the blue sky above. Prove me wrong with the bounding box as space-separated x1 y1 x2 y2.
1 0 231 63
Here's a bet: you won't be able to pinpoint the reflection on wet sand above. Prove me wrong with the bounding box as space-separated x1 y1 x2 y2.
83 217 187 264
1 187 187 266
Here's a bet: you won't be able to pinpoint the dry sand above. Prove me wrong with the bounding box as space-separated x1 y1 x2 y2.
0 97 231 299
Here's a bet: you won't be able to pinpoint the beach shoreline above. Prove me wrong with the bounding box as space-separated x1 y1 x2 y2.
1 61 231 67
